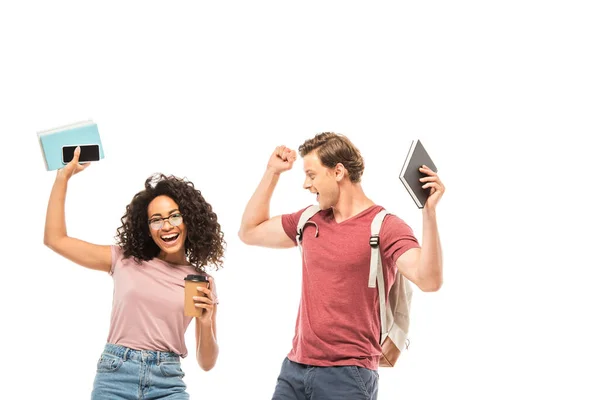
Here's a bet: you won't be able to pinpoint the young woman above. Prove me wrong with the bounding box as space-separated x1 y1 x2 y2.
44 147 225 399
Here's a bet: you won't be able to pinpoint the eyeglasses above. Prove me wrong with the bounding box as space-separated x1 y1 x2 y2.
148 213 184 230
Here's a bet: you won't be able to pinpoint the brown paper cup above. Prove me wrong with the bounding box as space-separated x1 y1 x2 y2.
184 274 210 317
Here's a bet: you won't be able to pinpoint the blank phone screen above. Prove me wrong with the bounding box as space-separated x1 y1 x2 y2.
62 145 100 163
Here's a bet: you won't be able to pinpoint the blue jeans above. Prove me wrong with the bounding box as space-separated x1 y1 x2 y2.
272 357 379 400
91 343 189 400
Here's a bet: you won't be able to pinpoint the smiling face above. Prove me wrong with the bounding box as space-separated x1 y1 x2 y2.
147 195 187 260
302 151 343 210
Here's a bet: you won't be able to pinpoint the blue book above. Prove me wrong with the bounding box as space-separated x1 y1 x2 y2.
37 120 105 171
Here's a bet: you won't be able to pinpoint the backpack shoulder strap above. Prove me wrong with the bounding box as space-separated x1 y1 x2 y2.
296 205 321 251
369 208 391 344
369 209 390 288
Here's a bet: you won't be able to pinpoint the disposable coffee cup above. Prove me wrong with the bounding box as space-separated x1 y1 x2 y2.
184 274 210 317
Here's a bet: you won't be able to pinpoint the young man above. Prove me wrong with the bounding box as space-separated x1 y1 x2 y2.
239 132 445 399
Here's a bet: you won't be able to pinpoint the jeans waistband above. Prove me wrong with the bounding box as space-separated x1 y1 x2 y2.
103 343 180 364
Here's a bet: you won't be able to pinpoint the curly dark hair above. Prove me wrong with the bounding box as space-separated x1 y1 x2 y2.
115 173 226 272
298 132 365 183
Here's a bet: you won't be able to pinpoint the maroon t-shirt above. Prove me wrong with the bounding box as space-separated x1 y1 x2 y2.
281 204 421 370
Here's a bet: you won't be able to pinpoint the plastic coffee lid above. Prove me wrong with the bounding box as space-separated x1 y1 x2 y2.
184 274 209 282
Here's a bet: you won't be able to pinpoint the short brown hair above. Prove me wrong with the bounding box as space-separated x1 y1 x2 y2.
298 132 365 183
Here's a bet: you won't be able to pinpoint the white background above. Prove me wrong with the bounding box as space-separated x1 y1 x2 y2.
1 1 599 399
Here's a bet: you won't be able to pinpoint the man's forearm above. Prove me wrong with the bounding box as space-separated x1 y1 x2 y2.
239 168 280 235
418 208 443 291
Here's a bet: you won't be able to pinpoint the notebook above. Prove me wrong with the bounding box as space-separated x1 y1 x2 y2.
399 140 438 209
37 120 105 171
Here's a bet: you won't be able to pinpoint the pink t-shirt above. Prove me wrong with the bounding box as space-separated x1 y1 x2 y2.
106 245 199 357
281 205 420 370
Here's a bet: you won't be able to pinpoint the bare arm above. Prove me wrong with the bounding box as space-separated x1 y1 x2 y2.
396 165 445 292
194 277 218 371
396 209 443 292
238 146 296 249
43 148 112 273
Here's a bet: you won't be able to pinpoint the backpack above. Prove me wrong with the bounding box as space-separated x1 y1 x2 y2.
296 205 412 367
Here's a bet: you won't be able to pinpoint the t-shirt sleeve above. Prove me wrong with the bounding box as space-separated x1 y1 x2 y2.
380 215 421 269
206 273 219 303
281 206 312 246
109 245 125 276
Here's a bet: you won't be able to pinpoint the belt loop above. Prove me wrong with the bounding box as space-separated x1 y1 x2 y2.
122 347 129 361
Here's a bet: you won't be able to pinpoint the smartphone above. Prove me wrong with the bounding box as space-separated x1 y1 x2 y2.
62 144 100 164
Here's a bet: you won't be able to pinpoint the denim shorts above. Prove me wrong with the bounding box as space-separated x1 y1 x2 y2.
91 343 189 400
272 357 379 400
